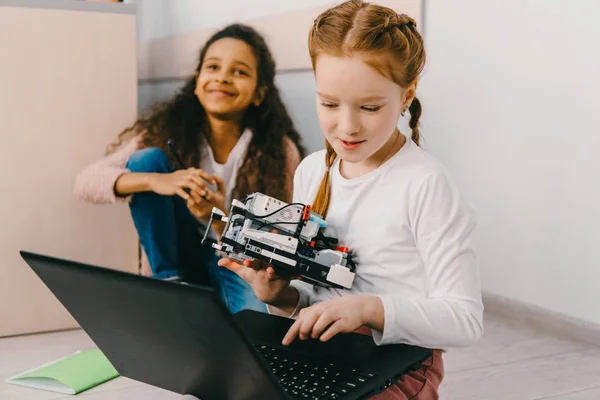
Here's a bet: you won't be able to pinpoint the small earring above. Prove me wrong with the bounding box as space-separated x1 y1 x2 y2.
401 109 406 117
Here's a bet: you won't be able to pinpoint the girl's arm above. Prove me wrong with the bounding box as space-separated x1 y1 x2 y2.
73 135 142 204
266 286 302 317
113 172 154 196
283 169 483 348
374 169 484 348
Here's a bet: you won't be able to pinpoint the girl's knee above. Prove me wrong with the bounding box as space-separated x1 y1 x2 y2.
126 147 172 173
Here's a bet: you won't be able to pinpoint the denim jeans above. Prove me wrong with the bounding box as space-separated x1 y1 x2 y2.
125 147 266 314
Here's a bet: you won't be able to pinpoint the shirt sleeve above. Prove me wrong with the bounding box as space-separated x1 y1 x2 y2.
373 170 484 348
73 135 141 204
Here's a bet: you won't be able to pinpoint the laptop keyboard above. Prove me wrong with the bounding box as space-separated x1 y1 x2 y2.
255 343 378 399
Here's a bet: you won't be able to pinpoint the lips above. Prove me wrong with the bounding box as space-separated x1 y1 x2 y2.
339 138 366 150
207 88 236 97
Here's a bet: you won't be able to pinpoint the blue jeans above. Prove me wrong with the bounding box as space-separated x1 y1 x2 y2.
126 147 266 314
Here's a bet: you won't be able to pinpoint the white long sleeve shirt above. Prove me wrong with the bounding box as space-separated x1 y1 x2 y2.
288 137 484 349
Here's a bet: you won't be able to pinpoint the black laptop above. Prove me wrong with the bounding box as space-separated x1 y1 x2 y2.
20 251 432 400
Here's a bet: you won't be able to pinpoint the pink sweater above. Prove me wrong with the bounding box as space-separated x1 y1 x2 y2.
73 134 301 204
73 135 142 204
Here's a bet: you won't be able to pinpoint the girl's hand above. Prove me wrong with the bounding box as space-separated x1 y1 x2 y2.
218 258 297 306
187 176 227 226
148 168 213 199
282 295 384 346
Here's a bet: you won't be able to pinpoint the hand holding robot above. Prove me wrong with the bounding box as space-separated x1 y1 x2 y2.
201 193 356 289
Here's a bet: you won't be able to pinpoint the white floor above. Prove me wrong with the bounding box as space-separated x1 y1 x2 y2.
2 313 600 400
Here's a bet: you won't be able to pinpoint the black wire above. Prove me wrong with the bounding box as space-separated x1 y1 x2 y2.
252 202 306 219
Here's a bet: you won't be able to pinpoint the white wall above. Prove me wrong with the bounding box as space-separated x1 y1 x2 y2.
420 0 600 324
130 0 336 42
129 0 335 152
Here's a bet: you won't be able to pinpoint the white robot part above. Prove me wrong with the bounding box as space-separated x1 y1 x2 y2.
313 249 347 268
326 264 356 289
242 230 299 254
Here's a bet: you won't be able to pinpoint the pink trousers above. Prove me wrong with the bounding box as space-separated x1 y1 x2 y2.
354 327 444 400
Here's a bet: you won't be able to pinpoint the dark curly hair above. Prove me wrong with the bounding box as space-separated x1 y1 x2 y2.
108 24 305 201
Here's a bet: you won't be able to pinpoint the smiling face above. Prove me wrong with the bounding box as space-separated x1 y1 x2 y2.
195 38 264 120
315 54 412 165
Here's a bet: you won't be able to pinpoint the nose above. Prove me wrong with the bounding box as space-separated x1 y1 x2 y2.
336 107 361 136
215 70 231 84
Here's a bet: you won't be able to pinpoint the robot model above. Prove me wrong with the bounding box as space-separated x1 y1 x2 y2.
201 193 356 289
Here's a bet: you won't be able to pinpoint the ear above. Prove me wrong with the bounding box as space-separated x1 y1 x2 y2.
253 86 267 107
403 78 419 110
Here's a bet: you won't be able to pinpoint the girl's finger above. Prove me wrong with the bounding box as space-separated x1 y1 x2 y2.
186 197 195 210
213 175 226 194
190 168 214 184
184 183 209 203
190 175 207 191
202 189 216 202
224 261 256 283
218 258 244 273
176 188 189 201
183 181 203 196
282 318 302 346
319 320 346 342
297 310 321 341
310 311 335 339
187 199 204 217
189 188 203 204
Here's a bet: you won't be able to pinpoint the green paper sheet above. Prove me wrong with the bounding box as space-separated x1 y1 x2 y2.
6 349 119 394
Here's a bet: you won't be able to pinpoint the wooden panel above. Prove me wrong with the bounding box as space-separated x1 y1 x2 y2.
138 0 422 80
0 5 138 336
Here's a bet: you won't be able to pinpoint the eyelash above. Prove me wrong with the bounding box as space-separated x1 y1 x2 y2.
320 102 382 112
206 65 248 76
362 106 381 112
320 102 337 109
